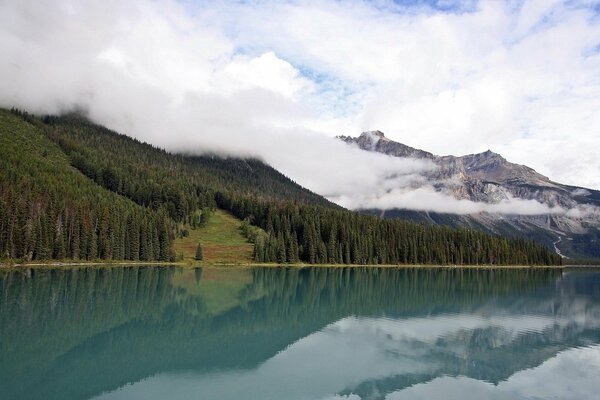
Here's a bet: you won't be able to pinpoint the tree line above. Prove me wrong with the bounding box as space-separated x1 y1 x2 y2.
222 193 562 265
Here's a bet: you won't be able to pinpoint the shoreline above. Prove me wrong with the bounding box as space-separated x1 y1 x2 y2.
0 260 570 270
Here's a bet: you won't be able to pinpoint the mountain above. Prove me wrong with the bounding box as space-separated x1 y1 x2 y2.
339 131 600 259
0 109 560 265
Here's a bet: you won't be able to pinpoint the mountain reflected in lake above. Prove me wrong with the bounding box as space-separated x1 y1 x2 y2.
1 266 599 400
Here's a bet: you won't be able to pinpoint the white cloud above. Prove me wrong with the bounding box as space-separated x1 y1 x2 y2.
214 52 314 97
199 0 600 188
331 186 571 215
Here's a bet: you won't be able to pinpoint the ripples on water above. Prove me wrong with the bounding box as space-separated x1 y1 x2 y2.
1 266 599 400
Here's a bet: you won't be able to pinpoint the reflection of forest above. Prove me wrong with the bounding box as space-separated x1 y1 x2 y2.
0 267 598 400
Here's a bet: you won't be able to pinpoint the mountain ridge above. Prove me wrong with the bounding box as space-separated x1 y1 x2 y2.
339 131 600 259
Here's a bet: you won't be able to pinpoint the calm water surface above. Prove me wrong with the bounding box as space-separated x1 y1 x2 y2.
1 266 599 400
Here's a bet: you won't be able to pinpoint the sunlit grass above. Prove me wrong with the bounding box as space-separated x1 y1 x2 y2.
173 209 254 264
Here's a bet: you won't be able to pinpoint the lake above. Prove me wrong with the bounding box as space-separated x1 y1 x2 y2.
1 266 599 400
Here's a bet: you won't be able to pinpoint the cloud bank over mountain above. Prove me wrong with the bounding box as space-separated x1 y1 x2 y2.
2 0 599 214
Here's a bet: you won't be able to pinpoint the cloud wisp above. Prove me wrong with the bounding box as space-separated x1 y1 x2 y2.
330 187 570 216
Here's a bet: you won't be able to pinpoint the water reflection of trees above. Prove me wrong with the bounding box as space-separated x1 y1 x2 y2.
249 267 562 319
0 266 582 400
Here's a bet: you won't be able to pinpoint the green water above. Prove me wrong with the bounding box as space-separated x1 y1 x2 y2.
1 266 599 400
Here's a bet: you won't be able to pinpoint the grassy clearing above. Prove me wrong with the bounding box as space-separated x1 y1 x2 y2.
173 209 254 264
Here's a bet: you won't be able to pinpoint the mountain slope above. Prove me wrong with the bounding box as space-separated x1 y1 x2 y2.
0 109 173 261
48 113 334 221
0 109 334 263
340 131 600 259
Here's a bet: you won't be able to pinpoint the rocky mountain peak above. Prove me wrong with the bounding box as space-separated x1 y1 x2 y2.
355 131 389 148
462 149 505 168
360 130 386 139
341 131 434 159
338 130 564 196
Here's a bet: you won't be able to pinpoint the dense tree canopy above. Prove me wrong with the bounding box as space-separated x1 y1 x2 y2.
0 110 172 261
223 193 561 265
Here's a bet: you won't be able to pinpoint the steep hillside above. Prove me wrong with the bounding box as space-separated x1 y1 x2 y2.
340 131 600 259
0 108 333 263
47 113 333 221
0 110 172 261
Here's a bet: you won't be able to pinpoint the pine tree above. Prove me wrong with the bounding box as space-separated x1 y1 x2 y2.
277 235 286 263
195 241 204 261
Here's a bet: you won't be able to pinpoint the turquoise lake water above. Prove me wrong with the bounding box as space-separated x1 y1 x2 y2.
1 266 599 400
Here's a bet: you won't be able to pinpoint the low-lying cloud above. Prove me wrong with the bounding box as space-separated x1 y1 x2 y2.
330 187 568 216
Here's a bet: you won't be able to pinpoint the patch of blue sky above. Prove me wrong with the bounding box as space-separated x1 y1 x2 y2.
228 41 367 103
525 9 561 32
180 0 480 15
296 66 372 118
501 3 560 46
212 37 367 119
229 44 267 59
505 1 600 46
582 43 600 57
296 66 336 87
559 0 600 22
367 0 479 14
564 0 600 10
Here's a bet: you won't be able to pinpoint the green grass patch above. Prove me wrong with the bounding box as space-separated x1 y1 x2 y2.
173 209 254 264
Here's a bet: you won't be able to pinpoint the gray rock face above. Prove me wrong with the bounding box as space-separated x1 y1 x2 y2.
339 131 435 159
339 131 600 259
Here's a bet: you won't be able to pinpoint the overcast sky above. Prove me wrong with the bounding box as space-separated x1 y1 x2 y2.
2 0 600 214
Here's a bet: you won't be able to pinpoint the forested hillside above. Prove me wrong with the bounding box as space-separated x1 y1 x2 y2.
0 109 561 265
47 112 332 221
0 110 172 262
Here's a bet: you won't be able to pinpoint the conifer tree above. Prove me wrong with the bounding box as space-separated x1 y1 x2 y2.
277 235 286 263
195 241 204 261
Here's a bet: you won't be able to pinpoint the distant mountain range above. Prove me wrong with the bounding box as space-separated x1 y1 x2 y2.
339 131 600 259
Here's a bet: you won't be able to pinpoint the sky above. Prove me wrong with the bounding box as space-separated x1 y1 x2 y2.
1 0 600 214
